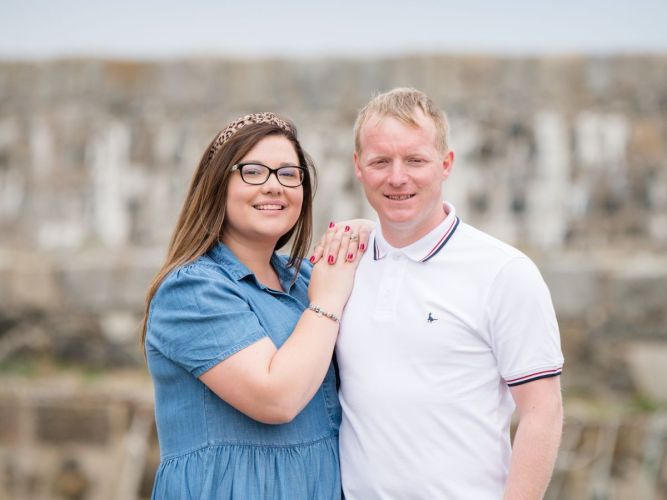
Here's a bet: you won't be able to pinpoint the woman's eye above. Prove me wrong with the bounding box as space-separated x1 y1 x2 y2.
278 168 299 178
243 165 264 176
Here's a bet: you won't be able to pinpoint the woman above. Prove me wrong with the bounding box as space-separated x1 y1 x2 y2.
142 112 366 499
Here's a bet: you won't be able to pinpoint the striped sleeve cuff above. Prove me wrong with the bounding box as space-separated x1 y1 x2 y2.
506 367 563 387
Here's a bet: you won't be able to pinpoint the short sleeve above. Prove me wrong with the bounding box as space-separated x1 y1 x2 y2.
484 256 564 387
146 264 269 377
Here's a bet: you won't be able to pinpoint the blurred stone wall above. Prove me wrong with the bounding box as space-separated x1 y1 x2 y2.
1 54 667 499
1 55 666 389
2 379 666 500
1 376 156 500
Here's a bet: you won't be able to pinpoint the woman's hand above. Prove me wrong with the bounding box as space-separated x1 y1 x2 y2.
308 224 365 314
310 219 375 265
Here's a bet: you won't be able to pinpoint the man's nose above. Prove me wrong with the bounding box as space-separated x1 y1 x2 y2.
387 162 408 185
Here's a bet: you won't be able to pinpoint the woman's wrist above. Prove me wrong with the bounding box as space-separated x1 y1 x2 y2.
306 296 344 318
307 304 340 322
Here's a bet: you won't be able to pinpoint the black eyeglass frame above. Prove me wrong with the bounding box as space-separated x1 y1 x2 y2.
231 162 307 188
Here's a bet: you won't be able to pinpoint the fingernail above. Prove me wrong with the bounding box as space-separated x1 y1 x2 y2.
344 225 350 232
309 255 315 263
329 222 335 228
327 255 334 264
347 253 353 261
359 243 366 251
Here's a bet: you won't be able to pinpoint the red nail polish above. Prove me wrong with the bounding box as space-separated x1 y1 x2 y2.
329 222 335 228
309 255 315 263
359 243 366 251
347 253 353 260
327 255 334 264
344 225 350 232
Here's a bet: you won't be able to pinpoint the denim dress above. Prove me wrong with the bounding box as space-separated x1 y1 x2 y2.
145 243 342 499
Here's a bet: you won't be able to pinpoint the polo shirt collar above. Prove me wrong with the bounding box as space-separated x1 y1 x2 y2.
373 202 460 262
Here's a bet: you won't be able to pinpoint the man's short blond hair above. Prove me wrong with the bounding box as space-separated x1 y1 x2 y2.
354 87 450 154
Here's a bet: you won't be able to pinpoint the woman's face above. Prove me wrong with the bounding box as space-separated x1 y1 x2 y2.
223 134 304 248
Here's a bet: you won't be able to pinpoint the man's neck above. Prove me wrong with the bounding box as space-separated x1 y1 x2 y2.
380 207 448 248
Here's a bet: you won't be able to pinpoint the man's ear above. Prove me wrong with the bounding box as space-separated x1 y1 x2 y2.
442 150 455 180
354 151 363 180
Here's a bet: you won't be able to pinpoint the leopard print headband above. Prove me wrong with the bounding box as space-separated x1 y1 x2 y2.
204 112 295 166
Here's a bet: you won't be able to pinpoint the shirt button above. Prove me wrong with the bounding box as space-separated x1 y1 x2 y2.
391 253 401 260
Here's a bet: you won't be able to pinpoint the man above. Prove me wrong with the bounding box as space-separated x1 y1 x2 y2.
336 88 564 499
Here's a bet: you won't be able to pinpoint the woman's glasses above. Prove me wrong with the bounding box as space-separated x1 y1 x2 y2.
231 162 306 188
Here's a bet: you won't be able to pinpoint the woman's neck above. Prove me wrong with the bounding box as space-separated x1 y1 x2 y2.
221 235 283 290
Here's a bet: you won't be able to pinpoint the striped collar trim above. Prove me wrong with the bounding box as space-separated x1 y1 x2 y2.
372 202 460 262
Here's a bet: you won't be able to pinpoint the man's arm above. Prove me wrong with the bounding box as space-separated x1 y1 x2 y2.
503 376 563 500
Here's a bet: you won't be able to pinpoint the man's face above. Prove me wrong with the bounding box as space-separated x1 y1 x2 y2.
354 111 454 245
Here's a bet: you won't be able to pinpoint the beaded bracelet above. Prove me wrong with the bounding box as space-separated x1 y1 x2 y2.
307 304 340 323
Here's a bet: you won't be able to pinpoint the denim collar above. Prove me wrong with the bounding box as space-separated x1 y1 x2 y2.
208 242 297 292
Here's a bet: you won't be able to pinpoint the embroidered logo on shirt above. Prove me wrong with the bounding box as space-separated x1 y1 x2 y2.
427 312 438 323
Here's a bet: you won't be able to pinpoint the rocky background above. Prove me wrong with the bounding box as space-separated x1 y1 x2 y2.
1 55 666 499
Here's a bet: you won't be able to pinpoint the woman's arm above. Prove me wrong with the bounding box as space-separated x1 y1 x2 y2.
199 229 359 424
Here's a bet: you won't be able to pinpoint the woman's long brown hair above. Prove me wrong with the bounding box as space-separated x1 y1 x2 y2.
140 122 316 350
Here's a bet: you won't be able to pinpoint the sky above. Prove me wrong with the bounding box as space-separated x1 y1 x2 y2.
1 0 667 59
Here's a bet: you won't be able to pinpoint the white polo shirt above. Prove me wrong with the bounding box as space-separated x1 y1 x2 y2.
337 202 563 500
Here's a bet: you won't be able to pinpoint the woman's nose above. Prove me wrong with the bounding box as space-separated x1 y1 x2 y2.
261 172 284 193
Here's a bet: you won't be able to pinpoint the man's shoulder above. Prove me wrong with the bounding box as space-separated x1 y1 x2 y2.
453 221 528 264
